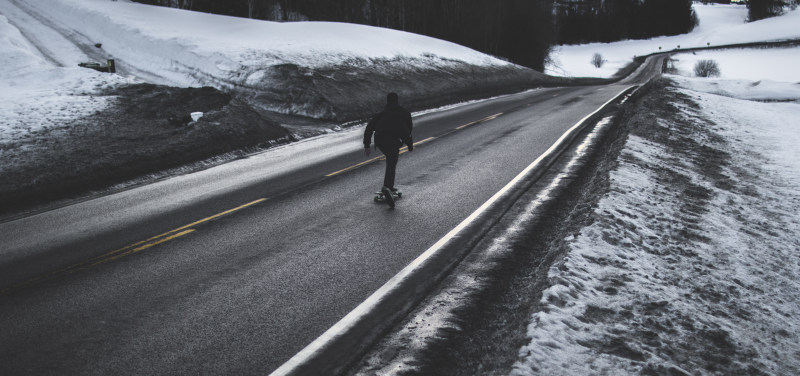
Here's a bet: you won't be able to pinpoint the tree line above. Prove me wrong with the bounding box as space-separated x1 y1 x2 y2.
553 0 696 45
747 0 797 21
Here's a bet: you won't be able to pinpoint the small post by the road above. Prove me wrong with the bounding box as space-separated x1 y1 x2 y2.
107 59 116 73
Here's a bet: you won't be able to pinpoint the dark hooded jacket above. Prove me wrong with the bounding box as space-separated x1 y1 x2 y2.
363 99 413 149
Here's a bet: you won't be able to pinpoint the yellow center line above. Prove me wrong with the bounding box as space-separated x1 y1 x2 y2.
326 155 386 177
154 198 267 239
79 197 268 266
400 136 435 155
327 111 502 178
91 229 196 267
327 112 504 178
454 112 503 130
0 198 267 295
325 136 437 177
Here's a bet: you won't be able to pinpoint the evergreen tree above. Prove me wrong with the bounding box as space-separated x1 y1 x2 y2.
553 0 696 45
748 0 786 21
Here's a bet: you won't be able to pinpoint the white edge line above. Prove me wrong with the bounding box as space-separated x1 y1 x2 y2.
270 86 634 376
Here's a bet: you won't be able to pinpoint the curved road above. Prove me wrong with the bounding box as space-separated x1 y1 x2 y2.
0 11 664 373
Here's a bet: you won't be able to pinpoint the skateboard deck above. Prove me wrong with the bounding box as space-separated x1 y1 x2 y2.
374 190 402 202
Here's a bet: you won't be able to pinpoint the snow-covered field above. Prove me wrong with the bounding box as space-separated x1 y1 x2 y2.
670 47 800 82
547 3 800 78
513 48 800 374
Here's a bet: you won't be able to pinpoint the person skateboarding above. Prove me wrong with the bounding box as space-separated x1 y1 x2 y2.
364 92 414 208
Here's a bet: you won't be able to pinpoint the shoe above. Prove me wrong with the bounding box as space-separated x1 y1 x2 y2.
381 186 395 208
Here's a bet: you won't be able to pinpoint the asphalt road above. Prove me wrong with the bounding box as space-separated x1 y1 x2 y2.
0 61 658 373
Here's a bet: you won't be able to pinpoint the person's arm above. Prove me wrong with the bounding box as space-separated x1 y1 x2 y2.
364 117 377 148
364 115 378 156
404 111 414 151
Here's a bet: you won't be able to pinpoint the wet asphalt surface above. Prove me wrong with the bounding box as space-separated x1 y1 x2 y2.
0 82 642 375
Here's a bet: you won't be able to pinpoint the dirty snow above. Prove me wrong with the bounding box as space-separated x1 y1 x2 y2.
547 3 800 78
513 51 800 375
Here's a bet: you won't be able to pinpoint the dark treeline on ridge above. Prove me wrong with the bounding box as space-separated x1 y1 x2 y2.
135 0 702 70
287 0 555 71
747 0 796 21
553 0 697 45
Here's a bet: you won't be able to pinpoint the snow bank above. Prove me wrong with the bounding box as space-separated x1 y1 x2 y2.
672 75 800 102
0 0 527 143
16 0 509 89
513 47 800 376
0 14 48 77
516 97 800 374
548 3 800 78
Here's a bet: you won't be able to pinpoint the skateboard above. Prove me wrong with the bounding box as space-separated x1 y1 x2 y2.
374 190 402 203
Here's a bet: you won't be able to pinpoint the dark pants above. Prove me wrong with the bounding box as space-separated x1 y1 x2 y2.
375 133 402 189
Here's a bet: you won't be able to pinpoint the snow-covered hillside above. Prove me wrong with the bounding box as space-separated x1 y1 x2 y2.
0 13 133 144
547 3 800 78
2 0 509 87
0 0 528 128
514 38 800 376
517 8 800 370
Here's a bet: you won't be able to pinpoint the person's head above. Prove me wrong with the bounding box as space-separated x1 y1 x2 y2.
386 92 399 106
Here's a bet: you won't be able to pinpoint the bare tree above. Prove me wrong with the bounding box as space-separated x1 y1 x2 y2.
694 59 721 77
591 53 605 68
248 0 256 18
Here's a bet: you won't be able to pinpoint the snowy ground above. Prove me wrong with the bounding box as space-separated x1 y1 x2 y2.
0 11 135 144
669 48 800 83
524 17 800 373
547 3 800 78
512 51 800 374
